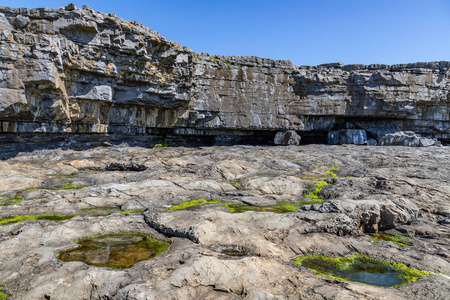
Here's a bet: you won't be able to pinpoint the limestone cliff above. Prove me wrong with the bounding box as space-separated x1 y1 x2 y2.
0 4 449 143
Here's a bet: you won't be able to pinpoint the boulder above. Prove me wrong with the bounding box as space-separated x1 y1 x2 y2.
378 131 420 146
64 3 77 11
14 15 30 29
274 130 301 145
419 138 441 147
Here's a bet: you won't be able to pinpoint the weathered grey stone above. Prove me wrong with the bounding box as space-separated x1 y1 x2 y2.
419 138 441 147
378 131 420 146
274 130 301 145
64 3 77 11
74 85 113 102
0 13 13 31
13 15 29 29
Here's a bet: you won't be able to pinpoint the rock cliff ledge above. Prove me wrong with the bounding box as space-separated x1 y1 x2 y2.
0 4 449 144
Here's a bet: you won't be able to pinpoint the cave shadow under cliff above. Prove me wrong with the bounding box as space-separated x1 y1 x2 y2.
0 129 332 160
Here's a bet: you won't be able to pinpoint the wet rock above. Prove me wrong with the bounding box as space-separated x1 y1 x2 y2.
104 162 147 172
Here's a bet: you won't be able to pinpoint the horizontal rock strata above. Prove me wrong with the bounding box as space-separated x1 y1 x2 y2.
0 4 449 144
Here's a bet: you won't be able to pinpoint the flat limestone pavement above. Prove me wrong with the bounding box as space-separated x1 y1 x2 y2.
0 144 449 299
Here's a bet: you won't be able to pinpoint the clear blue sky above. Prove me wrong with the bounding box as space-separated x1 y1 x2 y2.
2 0 450 66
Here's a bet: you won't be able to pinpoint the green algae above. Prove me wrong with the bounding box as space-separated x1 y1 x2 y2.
117 210 145 214
58 232 170 269
304 180 329 201
366 233 414 247
0 286 10 300
325 166 340 178
0 209 144 225
166 165 339 214
165 198 320 214
293 254 430 287
0 181 89 207
166 199 223 210
0 214 78 225
301 165 339 201
153 140 172 149
221 247 248 257
0 196 24 206
79 206 119 213
79 207 144 217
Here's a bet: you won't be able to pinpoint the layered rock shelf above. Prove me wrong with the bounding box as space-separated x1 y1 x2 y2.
0 144 449 299
0 4 449 145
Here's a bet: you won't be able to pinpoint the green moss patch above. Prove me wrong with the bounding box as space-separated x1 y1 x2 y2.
301 166 339 201
0 208 145 225
366 233 414 247
0 181 89 207
166 165 339 213
58 232 170 269
0 214 78 225
0 196 24 206
304 180 329 201
325 166 340 177
79 206 144 217
0 286 10 300
293 254 430 287
153 140 172 149
166 198 320 214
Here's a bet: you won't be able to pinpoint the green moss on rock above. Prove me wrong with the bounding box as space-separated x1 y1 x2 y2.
166 198 320 214
0 196 24 206
304 180 328 200
0 286 10 300
367 232 414 247
0 214 78 225
79 207 145 217
0 181 89 207
293 253 430 287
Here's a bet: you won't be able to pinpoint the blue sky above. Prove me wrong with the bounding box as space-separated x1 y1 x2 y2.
2 0 450 66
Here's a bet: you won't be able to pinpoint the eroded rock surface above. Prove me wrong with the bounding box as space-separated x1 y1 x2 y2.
0 144 449 299
0 4 449 144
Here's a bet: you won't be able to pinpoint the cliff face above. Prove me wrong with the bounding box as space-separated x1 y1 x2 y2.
0 4 449 143
0 4 193 134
